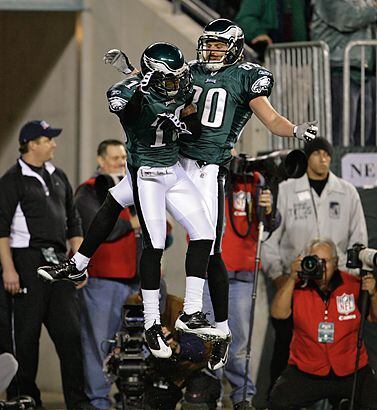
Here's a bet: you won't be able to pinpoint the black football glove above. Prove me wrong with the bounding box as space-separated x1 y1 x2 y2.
156 113 192 135
139 70 161 95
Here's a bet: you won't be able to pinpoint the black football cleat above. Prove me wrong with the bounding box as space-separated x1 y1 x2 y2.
37 259 88 285
175 311 226 341
208 332 232 371
144 323 172 359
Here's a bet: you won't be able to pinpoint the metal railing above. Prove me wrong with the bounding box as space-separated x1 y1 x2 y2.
171 2 332 151
343 40 377 147
265 41 332 150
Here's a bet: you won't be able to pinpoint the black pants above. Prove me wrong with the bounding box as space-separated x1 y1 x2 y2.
269 365 377 409
0 248 88 408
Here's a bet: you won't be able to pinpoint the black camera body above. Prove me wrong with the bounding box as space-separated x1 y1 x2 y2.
298 255 326 280
347 243 377 271
104 304 148 409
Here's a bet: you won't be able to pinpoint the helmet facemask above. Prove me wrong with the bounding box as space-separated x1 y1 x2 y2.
152 68 193 98
197 19 244 72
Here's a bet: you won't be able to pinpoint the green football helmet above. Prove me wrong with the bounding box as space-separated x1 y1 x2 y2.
197 19 244 72
140 42 192 98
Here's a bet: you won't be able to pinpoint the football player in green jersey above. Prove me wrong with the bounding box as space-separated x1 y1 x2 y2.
98 18 318 371
39 20 318 370
37 42 227 359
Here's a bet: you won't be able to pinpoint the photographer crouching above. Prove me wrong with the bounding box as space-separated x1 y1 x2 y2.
269 238 377 409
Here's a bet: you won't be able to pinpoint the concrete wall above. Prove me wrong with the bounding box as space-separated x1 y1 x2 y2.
0 0 270 394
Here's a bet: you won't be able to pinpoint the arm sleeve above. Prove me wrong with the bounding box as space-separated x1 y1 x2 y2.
315 0 377 32
235 0 276 43
107 79 142 126
62 172 83 239
0 174 20 238
118 89 144 126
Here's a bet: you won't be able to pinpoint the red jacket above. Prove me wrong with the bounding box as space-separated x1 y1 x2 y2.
222 173 261 272
76 178 137 279
289 270 368 376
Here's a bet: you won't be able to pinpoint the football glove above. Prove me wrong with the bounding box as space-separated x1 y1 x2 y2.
103 48 135 75
156 113 192 135
293 121 318 142
139 70 161 95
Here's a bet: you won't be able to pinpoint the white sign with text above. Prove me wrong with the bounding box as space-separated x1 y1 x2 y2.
341 153 377 188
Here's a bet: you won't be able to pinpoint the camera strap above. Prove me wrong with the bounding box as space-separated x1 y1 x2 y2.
309 187 320 237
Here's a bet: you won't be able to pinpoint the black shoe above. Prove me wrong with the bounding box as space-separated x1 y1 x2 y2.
233 401 254 410
37 259 88 284
208 332 232 370
233 400 254 410
145 323 172 358
0 396 36 409
175 311 226 341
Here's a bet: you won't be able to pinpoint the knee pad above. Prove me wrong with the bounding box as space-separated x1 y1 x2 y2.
140 248 164 290
186 240 213 279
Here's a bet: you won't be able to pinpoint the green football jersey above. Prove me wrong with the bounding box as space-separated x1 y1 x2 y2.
107 75 188 168
179 61 274 165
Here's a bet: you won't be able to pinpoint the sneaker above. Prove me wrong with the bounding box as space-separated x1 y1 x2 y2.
208 332 232 371
1 395 36 410
37 259 88 284
175 311 226 341
144 323 172 359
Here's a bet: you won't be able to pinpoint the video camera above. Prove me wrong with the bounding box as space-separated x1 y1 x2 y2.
347 243 377 271
229 149 307 180
298 255 326 280
104 304 148 409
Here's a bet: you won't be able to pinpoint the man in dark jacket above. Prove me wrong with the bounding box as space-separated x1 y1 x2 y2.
0 120 89 409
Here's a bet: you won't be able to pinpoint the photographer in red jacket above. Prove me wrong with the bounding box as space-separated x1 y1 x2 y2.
201 160 281 409
75 139 141 409
269 238 377 409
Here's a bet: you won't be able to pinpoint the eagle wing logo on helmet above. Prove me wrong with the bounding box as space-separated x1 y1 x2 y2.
251 76 271 94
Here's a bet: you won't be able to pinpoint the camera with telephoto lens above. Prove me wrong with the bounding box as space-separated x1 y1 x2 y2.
347 243 377 271
229 149 307 180
298 255 326 280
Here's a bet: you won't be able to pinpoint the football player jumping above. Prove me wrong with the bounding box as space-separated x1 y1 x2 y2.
38 42 226 359
38 19 317 367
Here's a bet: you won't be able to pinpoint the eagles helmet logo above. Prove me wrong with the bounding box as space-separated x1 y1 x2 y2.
251 76 271 94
